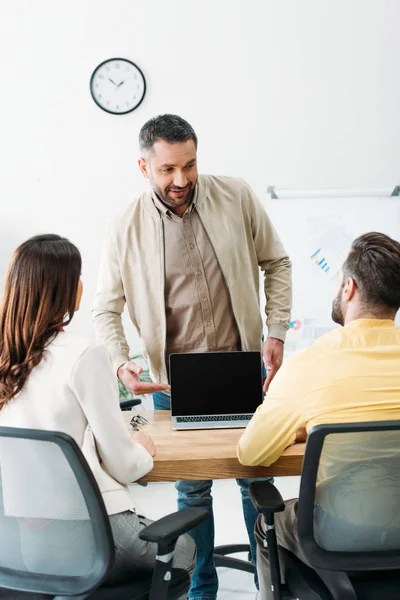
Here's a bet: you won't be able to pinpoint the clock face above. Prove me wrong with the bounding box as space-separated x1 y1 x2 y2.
90 58 146 115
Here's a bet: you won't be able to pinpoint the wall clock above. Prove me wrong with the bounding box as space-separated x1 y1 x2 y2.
90 58 146 115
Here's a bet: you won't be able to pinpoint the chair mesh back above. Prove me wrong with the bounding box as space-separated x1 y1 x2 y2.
0 435 98 578
313 429 400 552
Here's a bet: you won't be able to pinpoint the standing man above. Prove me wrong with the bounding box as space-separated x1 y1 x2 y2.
93 114 292 600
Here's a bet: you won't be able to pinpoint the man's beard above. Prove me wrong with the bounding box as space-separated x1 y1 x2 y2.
153 182 194 209
331 282 345 326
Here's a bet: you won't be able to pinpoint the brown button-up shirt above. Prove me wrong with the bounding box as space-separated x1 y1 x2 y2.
153 189 241 365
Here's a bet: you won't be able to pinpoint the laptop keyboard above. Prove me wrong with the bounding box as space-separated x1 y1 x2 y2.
176 415 250 423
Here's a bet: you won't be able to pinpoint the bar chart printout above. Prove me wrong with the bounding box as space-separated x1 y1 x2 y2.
309 226 351 279
310 248 331 273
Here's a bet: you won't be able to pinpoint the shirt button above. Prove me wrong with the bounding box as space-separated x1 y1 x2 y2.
202 297 208 302
196 270 202 277
190 243 195 249
207 320 212 327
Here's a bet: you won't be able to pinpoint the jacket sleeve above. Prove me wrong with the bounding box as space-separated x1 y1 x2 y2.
92 221 131 374
243 181 292 341
69 343 153 484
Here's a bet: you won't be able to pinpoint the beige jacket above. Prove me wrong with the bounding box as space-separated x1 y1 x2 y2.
92 175 292 382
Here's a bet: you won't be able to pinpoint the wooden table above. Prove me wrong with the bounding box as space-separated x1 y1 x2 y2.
125 410 305 482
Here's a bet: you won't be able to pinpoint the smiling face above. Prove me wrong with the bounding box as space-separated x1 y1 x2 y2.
138 139 198 215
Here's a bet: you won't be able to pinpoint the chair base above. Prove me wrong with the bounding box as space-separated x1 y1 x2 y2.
214 544 255 574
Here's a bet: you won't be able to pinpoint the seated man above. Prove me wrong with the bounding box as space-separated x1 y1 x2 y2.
237 231 400 600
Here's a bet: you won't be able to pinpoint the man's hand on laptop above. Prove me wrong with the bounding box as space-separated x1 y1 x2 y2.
117 361 170 395
262 337 284 392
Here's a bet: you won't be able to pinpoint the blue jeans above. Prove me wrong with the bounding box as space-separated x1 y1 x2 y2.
153 391 272 600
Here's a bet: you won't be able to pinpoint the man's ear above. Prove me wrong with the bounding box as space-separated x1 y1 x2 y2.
343 277 357 302
138 157 149 179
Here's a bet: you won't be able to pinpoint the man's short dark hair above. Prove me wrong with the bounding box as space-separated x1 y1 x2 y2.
343 232 400 311
139 114 198 155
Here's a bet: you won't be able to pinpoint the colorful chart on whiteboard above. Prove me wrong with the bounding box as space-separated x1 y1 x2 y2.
262 193 400 357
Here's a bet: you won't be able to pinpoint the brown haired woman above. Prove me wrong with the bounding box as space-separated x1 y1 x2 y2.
0 234 195 588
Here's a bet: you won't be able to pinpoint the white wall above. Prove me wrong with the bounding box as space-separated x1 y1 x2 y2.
0 0 399 351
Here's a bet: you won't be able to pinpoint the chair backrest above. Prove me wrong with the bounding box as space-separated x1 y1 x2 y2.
297 421 400 572
0 426 114 596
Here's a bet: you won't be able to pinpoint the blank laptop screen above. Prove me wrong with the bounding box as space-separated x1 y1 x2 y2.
169 351 263 417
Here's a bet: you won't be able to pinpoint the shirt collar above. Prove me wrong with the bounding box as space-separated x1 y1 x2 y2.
344 318 396 329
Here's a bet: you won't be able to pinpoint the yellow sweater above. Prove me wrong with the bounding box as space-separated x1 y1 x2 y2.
238 319 400 466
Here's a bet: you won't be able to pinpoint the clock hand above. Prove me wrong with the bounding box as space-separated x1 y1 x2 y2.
117 80 125 88
108 77 117 85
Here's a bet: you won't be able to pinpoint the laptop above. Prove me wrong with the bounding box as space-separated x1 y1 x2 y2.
169 351 263 430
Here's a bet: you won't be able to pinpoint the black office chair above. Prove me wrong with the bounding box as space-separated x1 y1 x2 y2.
120 398 142 411
250 421 400 600
0 426 208 600
214 543 254 574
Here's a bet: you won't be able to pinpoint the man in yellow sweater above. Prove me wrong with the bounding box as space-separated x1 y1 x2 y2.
238 231 400 600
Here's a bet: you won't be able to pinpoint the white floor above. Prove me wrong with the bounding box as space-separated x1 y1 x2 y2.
130 476 300 599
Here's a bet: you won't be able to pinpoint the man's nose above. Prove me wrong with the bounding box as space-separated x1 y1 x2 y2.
173 171 188 188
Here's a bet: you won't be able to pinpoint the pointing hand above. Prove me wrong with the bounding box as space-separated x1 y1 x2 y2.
117 361 170 395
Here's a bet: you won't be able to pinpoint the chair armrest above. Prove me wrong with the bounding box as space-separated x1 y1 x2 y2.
250 481 285 600
249 480 285 514
142 509 208 600
139 508 208 545
120 398 141 411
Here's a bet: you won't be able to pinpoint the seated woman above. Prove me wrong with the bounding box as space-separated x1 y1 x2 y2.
0 233 195 587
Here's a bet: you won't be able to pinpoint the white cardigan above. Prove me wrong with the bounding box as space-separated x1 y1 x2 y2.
0 332 153 516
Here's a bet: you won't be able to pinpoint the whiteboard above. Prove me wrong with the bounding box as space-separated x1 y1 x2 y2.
261 194 400 356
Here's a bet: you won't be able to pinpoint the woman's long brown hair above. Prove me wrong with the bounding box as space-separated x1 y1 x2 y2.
0 234 81 408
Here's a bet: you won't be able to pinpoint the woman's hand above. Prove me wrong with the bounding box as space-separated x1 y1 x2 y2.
133 431 156 457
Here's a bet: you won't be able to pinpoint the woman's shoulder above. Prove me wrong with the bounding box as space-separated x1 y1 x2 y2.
49 332 110 368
